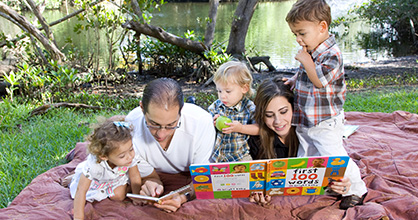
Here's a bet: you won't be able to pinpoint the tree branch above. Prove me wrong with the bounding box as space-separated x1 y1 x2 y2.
28 102 117 117
0 0 104 48
0 2 65 62
123 20 207 54
26 0 55 45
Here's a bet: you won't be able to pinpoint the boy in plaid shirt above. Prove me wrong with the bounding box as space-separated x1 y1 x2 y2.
208 61 259 162
284 0 367 209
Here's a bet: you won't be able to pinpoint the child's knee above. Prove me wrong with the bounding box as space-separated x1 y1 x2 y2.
110 185 127 201
110 192 126 201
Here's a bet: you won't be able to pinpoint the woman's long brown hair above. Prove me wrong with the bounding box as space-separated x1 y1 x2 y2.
253 77 298 159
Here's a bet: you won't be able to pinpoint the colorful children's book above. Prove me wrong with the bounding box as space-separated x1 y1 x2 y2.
189 156 349 199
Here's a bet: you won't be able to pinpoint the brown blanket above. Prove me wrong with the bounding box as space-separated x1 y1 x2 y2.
1 111 417 220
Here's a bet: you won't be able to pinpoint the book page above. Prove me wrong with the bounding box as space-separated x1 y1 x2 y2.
343 125 359 139
126 184 191 204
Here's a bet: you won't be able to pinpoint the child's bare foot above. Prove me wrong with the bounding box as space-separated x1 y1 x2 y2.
60 171 75 187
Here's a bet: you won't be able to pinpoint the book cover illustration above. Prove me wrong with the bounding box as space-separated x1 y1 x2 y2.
265 156 349 197
190 156 349 199
190 160 268 199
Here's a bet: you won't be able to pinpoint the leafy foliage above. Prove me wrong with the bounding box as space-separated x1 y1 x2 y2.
336 0 418 53
138 31 202 77
1 61 91 102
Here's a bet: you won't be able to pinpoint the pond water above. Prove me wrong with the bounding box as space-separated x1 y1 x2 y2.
0 0 391 69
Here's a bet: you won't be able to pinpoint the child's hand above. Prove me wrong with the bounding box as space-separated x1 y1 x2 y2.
282 77 296 90
222 121 242 134
295 46 311 64
131 198 142 206
212 114 220 127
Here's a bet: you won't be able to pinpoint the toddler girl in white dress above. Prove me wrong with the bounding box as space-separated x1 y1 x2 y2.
69 120 142 220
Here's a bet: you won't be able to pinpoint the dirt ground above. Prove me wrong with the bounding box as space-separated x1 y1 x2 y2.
103 55 418 98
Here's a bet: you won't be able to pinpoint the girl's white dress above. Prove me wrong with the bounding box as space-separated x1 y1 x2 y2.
69 154 140 202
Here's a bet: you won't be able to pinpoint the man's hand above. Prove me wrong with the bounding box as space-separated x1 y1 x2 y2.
154 193 187 213
140 180 164 198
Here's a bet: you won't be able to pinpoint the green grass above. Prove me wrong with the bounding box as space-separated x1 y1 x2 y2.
1 82 417 208
346 86 418 113
0 99 128 208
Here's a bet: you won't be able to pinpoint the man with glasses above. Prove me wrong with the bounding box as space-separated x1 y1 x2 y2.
124 78 216 212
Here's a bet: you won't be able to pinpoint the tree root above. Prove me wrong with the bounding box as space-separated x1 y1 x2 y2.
28 102 116 118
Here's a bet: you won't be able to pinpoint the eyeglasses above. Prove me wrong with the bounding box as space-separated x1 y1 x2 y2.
145 117 181 131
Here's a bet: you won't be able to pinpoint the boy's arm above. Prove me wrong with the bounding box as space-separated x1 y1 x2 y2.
222 123 259 136
73 174 92 220
283 73 298 90
295 47 323 88
207 102 220 127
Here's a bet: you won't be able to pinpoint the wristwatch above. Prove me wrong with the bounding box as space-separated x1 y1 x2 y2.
184 192 192 202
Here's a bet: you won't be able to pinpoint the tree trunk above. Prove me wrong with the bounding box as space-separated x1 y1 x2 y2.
204 0 220 48
0 2 65 63
226 0 258 57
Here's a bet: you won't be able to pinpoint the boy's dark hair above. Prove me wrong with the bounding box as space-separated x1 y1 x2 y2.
286 0 332 27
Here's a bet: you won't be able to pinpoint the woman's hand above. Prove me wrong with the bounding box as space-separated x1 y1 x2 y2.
330 177 351 195
249 192 271 207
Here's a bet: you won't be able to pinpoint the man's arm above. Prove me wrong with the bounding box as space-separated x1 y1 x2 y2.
193 111 216 164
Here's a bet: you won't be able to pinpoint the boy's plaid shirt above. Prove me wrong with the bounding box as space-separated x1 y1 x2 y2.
293 35 346 128
208 97 255 162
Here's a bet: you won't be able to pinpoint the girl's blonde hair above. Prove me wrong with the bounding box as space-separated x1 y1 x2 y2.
213 61 254 97
87 119 133 163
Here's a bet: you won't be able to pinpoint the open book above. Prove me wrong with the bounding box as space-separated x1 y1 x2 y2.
189 156 349 199
126 184 191 204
